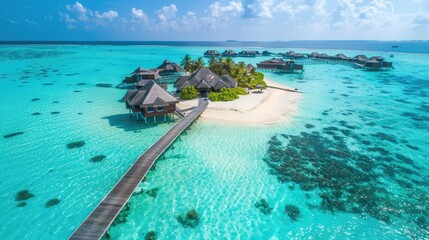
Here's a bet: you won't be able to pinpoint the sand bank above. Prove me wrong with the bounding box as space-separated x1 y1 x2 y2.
176 79 301 125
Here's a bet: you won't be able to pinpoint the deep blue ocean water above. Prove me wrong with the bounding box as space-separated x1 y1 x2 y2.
0 42 428 239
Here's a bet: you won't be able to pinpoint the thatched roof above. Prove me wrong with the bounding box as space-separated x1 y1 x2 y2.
354 55 370 62
134 67 144 73
259 58 287 64
204 50 220 56
319 53 330 58
285 51 296 56
122 81 178 107
370 56 384 61
222 50 238 56
334 53 348 59
239 50 258 55
310 52 320 57
156 60 184 72
174 68 237 91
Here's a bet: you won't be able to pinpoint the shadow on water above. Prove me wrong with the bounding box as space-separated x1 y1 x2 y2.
102 114 174 132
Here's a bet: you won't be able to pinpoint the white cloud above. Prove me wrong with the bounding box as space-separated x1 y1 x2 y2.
25 19 39 27
95 10 118 21
245 0 274 18
332 0 395 29
313 0 327 16
181 11 199 30
413 11 429 28
131 7 149 25
209 1 243 17
66 1 90 21
157 4 178 23
61 2 119 29
275 1 310 19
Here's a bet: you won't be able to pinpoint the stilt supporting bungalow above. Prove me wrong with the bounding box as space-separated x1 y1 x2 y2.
121 80 179 125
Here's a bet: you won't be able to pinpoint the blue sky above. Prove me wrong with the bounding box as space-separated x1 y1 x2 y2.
1 0 429 41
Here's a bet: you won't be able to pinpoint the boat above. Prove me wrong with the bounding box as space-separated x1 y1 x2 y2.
391 45 399 48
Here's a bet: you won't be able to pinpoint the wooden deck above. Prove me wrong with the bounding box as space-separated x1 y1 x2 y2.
69 98 208 240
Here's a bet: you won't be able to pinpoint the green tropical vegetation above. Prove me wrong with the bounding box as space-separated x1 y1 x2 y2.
208 87 248 102
180 55 266 89
179 86 199 100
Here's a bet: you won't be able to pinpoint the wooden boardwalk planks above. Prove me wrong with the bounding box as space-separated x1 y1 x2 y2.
70 99 208 240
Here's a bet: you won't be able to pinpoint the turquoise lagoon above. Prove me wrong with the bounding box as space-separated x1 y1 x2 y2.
0 44 428 239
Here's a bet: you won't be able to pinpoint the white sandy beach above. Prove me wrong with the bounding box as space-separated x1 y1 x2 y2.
176 79 301 125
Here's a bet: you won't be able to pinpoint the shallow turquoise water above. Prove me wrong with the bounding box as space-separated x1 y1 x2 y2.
0 45 428 239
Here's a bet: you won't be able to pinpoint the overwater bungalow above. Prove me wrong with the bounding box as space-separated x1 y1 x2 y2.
310 52 320 58
262 50 273 56
319 53 330 59
239 50 259 57
363 56 393 71
256 58 303 73
204 50 221 57
119 67 161 88
156 60 184 76
222 50 238 57
283 51 305 59
174 68 237 97
353 55 370 64
333 53 350 61
122 80 179 123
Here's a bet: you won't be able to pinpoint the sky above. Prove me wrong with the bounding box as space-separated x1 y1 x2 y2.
0 0 429 41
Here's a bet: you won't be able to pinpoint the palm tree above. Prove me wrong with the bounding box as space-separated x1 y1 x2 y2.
195 57 205 70
181 54 192 73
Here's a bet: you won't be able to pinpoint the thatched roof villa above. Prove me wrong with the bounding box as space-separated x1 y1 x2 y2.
283 51 305 59
120 67 161 88
239 50 259 57
262 51 273 56
156 60 184 75
333 53 350 60
222 50 238 57
363 56 393 71
204 50 221 57
174 68 237 97
319 53 330 59
256 58 303 73
354 55 370 64
122 80 178 123
310 52 320 58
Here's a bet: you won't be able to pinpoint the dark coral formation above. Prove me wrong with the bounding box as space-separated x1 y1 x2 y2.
66 141 85 149
96 83 113 88
254 199 273 215
16 190 35 201
45 198 60 207
146 188 159 198
177 209 200 228
112 207 130 226
16 202 27 207
4 132 24 138
144 231 157 240
91 155 106 162
285 204 300 221
263 131 428 228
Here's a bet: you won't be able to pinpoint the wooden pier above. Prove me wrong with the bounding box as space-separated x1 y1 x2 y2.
69 98 208 240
